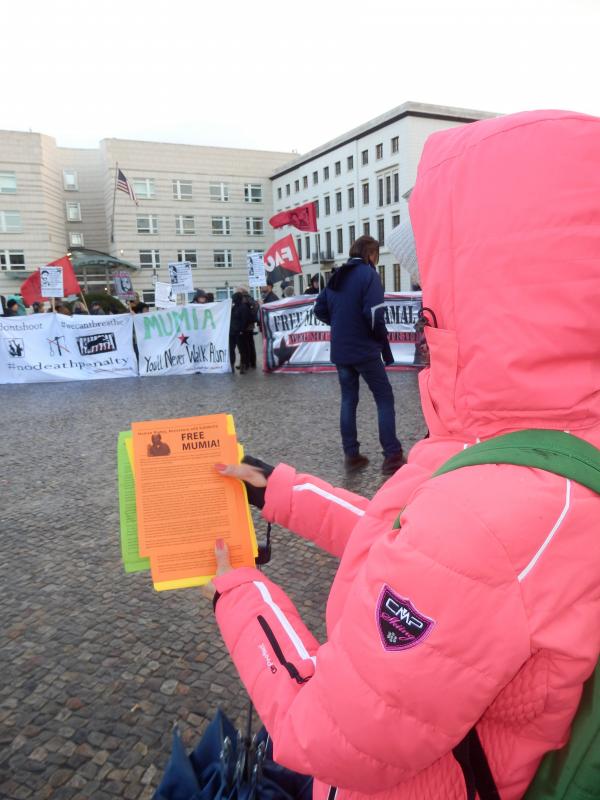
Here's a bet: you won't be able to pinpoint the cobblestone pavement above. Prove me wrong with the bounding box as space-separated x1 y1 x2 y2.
0 362 426 799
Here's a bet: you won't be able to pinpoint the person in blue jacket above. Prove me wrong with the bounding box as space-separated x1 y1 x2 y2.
314 235 404 474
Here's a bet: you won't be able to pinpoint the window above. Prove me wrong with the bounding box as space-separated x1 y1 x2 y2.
142 290 155 306
393 263 402 291
175 215 195 235
212 216 231 235
386 175 392 205
363 220 370 235
391 136 399 154
177 250 198 268
361 149 368 165
323 166 329 181
213 249 232 268
286 184 291 196
376 143 383 160
69 232 84 247
378 170 399 207
216 286 234 300
336 227 344 254
324 196 331 216
66 202 81 222
139 249 160 270
335 191 342 213
348 186 355 209
325 230 332 257
334 161 341 176
394 172 399 203
314 199 319 218
244 184 263 203
302 176 308 189
277 187 282 200
296 237 302 260
305 235 310 261
312 170 318 185
348 224 355 245
378 177 384 207
347 155 354 171
209 182 229 202
132 178 155 199
377 218 385 245
173 179 192 200
0 250 25 270
0 211 22 232
0 171 17 193
362 181 369 205
137 214 158 234
294 180 300 193
392 213 400 229
299 275 304 293
246 217 264 236
378 264 386 289
63 170 78 191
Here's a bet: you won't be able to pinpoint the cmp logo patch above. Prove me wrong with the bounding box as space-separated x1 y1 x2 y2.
376 585 435 652
5 338 25 358
77 332 117 356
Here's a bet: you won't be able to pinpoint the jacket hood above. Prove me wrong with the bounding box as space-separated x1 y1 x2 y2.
410 110 600 439
327 257 369 290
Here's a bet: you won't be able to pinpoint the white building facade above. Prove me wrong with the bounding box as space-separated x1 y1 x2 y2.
270 102 495 293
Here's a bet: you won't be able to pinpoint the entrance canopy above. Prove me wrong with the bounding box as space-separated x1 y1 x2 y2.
67 248 137 271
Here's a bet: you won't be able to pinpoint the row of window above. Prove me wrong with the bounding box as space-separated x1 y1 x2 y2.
277 136 400 199
139 249 265 271
135 215 265 236
0 170 264 204
293 212 400 260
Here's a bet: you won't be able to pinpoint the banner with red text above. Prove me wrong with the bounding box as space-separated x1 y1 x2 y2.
261 292 424 372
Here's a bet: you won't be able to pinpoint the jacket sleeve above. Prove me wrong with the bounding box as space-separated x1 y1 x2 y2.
262 463 369 557
313 289 331 325
362 271 388 345
214 477 531 794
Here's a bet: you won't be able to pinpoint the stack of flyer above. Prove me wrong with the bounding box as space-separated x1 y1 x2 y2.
117 414 257 591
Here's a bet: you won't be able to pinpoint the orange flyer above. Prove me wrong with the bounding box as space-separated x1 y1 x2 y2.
131 414 255 587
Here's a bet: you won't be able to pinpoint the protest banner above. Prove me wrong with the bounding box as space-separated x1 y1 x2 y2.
40 266 63 298
113 270 136 300
247 252 266 288
261 292 424 372
0 313 137 383
154 281 177 309
168 261 194 294
133 300 231 376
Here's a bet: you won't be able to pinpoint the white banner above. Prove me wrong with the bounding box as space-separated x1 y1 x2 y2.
261 292 424 372
154 281 177 309
133 301 231 376
0 313 137 383
168 261 194 294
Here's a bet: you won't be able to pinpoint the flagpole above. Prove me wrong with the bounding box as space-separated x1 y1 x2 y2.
110 162 118 244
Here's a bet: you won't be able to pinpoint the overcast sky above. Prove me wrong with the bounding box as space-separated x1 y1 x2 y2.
4 0 599 154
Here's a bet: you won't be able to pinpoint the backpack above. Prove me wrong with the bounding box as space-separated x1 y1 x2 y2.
427 429 600 800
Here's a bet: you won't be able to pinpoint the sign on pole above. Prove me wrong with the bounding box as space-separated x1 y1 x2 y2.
154 281 177 309
167 261 194 294
247 252 266 288
40 266 64 298
113 270 136 300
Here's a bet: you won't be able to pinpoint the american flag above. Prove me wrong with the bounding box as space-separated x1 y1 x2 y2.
116 168 138 205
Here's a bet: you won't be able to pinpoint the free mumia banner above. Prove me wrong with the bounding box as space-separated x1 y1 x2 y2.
133 300 231 376
261 292 424 373
0 313 137 383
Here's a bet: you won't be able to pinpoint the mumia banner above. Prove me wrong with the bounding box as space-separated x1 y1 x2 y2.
0 313 137 383
261 292 424 373
134 300 231 376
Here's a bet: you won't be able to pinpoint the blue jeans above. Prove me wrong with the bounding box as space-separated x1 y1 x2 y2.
336 359 402 457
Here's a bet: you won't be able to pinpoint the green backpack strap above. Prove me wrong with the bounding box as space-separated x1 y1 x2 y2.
397 429 600 800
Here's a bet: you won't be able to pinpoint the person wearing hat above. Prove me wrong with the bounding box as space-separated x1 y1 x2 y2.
260 282 279 304
192 290 208 304
304 274 321 295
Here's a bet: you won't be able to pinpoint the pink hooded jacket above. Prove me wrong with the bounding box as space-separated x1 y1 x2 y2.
213 111 600 799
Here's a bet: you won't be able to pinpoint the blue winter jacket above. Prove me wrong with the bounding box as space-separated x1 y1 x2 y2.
314 258 391 365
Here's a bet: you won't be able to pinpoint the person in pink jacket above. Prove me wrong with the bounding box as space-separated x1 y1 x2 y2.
203 110 600 799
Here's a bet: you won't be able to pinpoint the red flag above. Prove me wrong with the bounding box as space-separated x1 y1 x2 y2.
263 235 303 280
20 255 82 306
269 201 318 232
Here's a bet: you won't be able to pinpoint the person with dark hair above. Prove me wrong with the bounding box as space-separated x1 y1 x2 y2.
204 292 214 303
133 302 150 313
315 235 403 474
304 274 321 295
229 292 251 374
4 299 20 316
260 283 279 304
89 301 104 315
192 290 207 304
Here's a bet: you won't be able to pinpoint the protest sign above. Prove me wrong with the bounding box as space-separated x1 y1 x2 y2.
40 266 63 298
133 300 231 376
247 252 266 288
168 261 194 294
154 281 177 309
261 292 424 372
113 270 136 300
0 313 138 383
